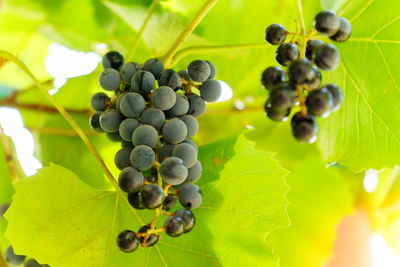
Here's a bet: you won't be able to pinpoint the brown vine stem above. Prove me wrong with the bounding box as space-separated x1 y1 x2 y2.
125 0 161 61
161 0 218 67
0 50 119 190
0 123 20 182
169 42 267 67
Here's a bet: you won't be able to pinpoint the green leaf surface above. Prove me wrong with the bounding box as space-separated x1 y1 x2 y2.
246 121 354 267
5 134 289 267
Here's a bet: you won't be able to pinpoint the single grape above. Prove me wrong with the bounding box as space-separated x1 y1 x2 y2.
323 83 343 111
117 230 139 253
261 66 285 91
158 144 176 162
162 118 188 144
306 39 324 61
305 66 322 90
306 87 333 117
114 147 132 170
99 68 121 91
152 86 177 110
199 80 221 102
291 112 318 143
314 10 340 36
264 99 291 121
138 225 159 247
158 69 182 90
160 157 188 185
89 112 104 133
265 23 287 45
162 195 177 211
143 58 165 79
121 62 141 84
166 94 189 117
330 17 352 42
119 118 140 142
276 43 300 66
139 108 165 131
106 131 123 142
187 60 210 82
179 115 199 138
116 92 127 113
313 44 340 71
141 184 165 209
119 167 143 193
102 51 124 70
164 216 184 237
181 139 198 152
187 94 206 118
119 92 146 118
100 109 122 133
175 209 195 233
128 191 144 209
172 143 197 168
186 160 202 184
269 86 295 111
288 58 315 85
205 60 217 80
0 203 10 219
131 70 155 95
130 145 155 171
132 125 158 148
178 70 192 82
91 92 109 111
178 184 202 209
5 246 25 265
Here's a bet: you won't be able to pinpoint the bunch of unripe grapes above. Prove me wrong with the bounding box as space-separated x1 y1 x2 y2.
89 51 222 252
262 10 351 142
0 203 48 266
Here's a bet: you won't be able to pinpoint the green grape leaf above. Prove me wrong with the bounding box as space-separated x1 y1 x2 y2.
5 134 289 267
246 121 354 267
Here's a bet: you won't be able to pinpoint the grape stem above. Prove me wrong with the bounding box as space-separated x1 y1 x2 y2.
296 0 306 35
0 50 120 190
0 253 7 267
125 0 161 61
161 0 218 67
0 123 21 182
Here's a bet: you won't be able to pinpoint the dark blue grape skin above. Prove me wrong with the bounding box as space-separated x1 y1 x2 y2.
264 99 291 121
330 17 352 42
288 58 315 85
291 112 318 143
158 69 182 90
187 94 206 118
178 184 202 209
164 216 185 237
306 39 324 61
182 139 198 152
121 140 135 149
162 118 188 144
151 86 177 110
139 108 166 130
121 62 142 84
119 118 141 142
131 70 156 95
160 157 188 185
187 60 211 82
166 94 189 117
162 195 177 211
313 44 340 71
305 66 322 90
269 86 296 111
186 160 202 183
261 66 285 91
130 145 155 171
106 131 123 142
265 23 287 45
323 83 343 110
132 125 158 148
114 147 132 170
117 230 139 253
91 92 110 111
158 144 176 162
178 70 192 82
119 167 144 193
175 209 195 233
119 92 146 118
128 191 145 209
179 115 199 138
205 60 217 80
199 80 221 102
314 10 340 36
102 51 124 70
99 68 121 91
89 112 104 133
306 87 333 117
141 184 165 209
143 58 165 79
172 143 197 168
99 109 122 133
275 43 300 66
138 225 159 247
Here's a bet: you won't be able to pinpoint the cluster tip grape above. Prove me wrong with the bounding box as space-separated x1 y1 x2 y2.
89 51 222 252
262 10 351 143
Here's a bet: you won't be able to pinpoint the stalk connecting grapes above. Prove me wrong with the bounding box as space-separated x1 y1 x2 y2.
89 52 222 252
262 10 351 143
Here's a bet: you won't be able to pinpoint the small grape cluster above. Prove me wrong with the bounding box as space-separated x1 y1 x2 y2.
262 10 351 143
89 51 222 252
0 203 49 267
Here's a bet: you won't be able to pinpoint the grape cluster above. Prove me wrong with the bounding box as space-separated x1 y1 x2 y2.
262 10 351 143
0 203 49 266
89 51 221 252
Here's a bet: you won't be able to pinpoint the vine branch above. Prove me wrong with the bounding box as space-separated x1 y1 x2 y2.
0 123 20 182
161 0 218 67
0 50 120 190
296 0 306 35
125 0 161 60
